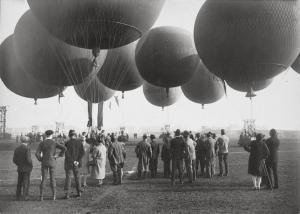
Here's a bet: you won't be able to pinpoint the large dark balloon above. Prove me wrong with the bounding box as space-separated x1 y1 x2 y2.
194 0 300 83
181 56 225 106
98 42 143 93
291 54 300 74
27 0 166 49
226 78 273 93
13 11 107 87
74 73 115 103
0 36 63 99
143 82 181 108
136 26 197 88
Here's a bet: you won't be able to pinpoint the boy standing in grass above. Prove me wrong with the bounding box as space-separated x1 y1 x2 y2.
13 136 33 201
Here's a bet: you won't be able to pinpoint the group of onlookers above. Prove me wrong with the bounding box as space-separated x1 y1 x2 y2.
13 129 126 201
135 129 230 185
244 129 280 190
12 127 279 201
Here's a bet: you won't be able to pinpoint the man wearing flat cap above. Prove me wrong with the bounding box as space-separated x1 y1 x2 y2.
13 136 32 201
36 130 66 201
170 129 185 185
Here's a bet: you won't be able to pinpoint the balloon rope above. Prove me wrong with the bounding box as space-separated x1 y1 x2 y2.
250 97 254 120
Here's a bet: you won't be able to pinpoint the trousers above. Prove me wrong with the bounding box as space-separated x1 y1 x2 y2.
40 166 56 197
218 153 229 175
171 159 184 182
206 157 215 178
149 158 158 177
111 163 123 184
266 161 278 188
196 153 206 175
16 171 31 199
65 167 81 195
163 159 171 177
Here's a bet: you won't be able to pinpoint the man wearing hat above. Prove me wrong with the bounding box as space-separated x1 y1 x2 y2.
204 132 217 178
170 129 185 185
135 134 152 179
183 130 196 183
216 129 230 176
161 132 172 178
265 129 280 189
13 136 33 200
108 134 126 185
64 130 85 199
36 130 66 201
149 134 160 178
244 133 270 190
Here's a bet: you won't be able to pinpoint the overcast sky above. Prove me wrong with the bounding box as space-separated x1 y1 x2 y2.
0 0 300 132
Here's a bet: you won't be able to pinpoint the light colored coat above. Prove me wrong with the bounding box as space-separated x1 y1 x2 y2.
80 141 91 175
91 144 107 179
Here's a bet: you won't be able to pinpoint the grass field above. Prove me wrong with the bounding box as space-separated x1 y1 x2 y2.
0 138 299 214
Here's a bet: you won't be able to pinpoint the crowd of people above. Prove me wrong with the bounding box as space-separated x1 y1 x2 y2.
135 129 230 184
12 128 280 201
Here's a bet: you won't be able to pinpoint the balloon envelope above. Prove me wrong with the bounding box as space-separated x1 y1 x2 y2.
74 73 115 103
291 54 300 74
143 82 181 108
194 0 300 83
181 56 225 105
136 26 197 88
226 78 273 93
13 11 107 87
98 42 143 92
0 36 63 99
27 0 166 49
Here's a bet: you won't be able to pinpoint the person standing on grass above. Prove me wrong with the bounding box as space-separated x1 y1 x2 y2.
244 133 270 190
79 132 91 189
183 131 197 183
13 136 33 201
64 130 84 199
161 132 172 178
216 129 230 176
36 130 66 201
195 133 206 177
170 129 185 185
265 129 280 189
135 134 152 179
204 132 217 178
108 134 126 185
149 134 160 178
91 135 107 186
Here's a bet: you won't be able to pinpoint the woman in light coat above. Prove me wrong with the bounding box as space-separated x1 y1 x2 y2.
91 135 107 186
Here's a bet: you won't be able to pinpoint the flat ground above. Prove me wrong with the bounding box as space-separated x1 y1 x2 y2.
0 138 299 214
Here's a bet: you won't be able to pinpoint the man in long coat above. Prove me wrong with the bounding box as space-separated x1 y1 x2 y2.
135 134 152 179
204 132 217 178
108 134 126 184
170 129 185 185
13 136 33 200
161 132 172 178
149 134 160 178
195 133 206 177
64 130 84 199
265 129 280 189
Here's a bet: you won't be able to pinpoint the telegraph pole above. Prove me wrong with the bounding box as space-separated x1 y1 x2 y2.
0 106 7 139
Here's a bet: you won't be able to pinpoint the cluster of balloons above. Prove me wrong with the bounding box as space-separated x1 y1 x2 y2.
1 0 300 111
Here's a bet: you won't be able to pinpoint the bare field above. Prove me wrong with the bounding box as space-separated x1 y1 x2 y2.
0 138 299 214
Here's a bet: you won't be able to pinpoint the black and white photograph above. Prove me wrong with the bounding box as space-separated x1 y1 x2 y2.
0 0 300 213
